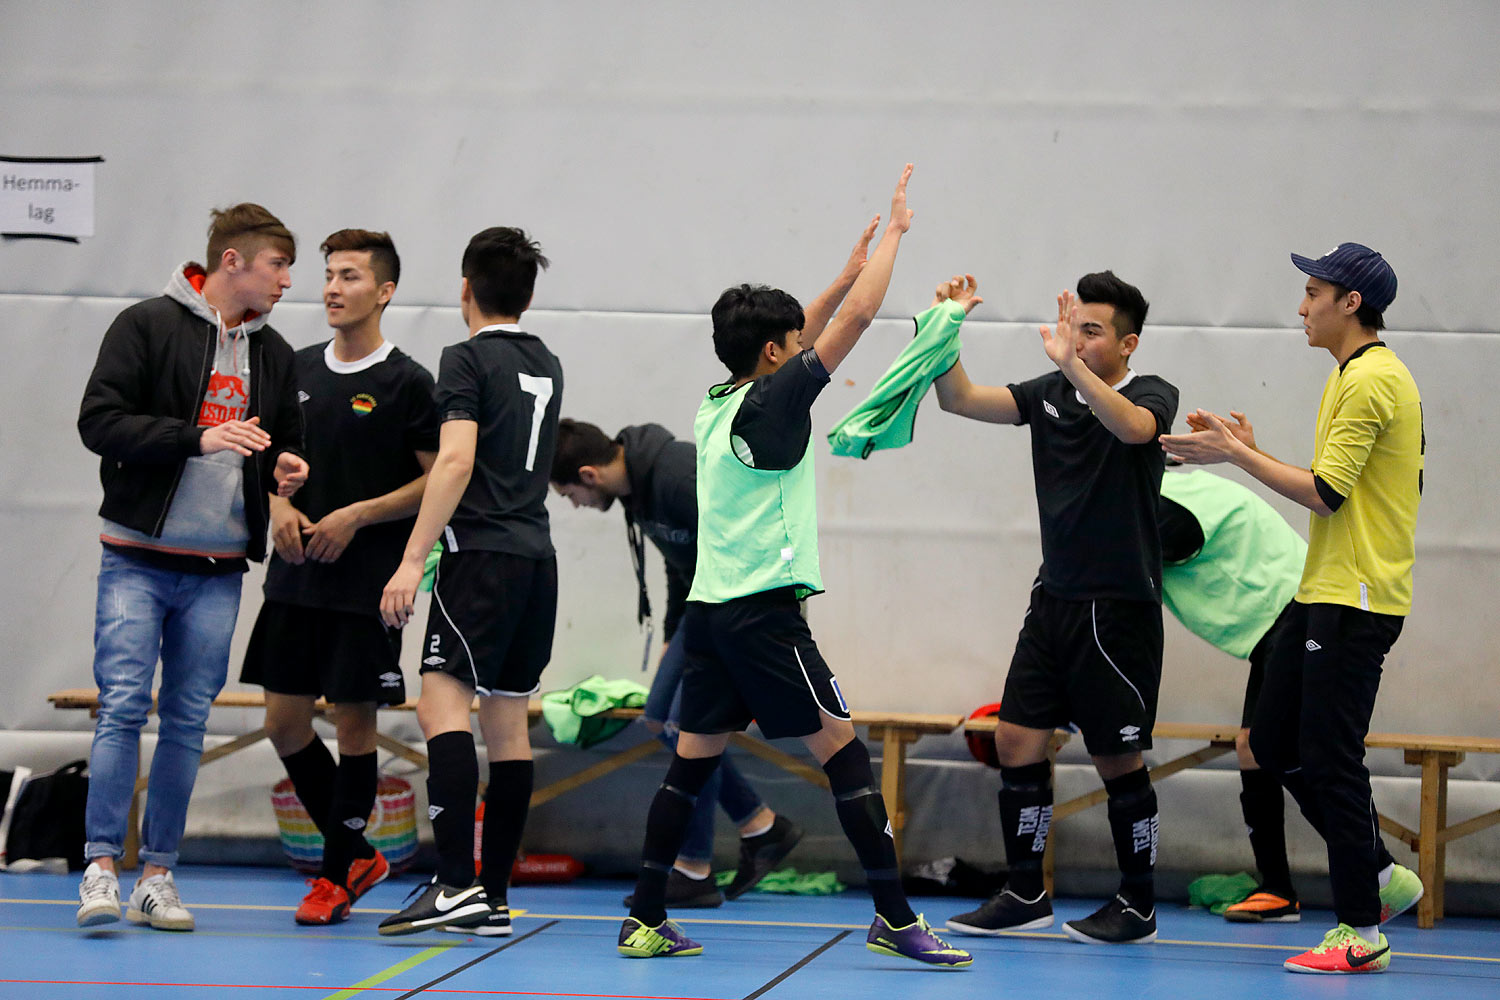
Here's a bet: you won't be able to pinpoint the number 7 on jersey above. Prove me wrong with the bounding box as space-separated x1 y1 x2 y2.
517 373 554 472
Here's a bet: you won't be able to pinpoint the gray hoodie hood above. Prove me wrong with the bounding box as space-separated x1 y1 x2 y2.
164 260 271 335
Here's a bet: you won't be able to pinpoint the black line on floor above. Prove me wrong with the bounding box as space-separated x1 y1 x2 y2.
742 930 850 1000
390 920 558 999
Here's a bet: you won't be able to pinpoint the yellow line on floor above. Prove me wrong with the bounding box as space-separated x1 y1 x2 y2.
321 944 454 1000
0 898 527 917
5 899 1498 965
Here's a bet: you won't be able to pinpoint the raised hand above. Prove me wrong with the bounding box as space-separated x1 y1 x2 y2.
931 274 984 314
1039 290 1079 369
841 215 881 282
888 162 914 233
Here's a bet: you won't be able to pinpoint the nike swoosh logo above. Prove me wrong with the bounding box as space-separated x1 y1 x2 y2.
1346 944 1389 968
435 888 481 911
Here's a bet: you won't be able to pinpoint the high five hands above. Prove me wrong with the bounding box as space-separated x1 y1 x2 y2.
932 274 983 314
1039 290 1079 370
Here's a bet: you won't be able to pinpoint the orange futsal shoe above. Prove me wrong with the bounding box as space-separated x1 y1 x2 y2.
1284 924 1390 974
295 877 352 925
346 850 391 903
1224 890 1300 923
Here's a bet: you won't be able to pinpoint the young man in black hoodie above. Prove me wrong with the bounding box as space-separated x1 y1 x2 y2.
76 203 308 931
551 419 802 906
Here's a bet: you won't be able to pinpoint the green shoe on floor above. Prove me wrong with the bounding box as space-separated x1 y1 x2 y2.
1378 863 1423 923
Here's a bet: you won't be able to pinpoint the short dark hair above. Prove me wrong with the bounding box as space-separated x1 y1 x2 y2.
550 418 620 485
711 283 805 379
1076 270 1149 339
1331 282 1386 331
462 227 549 318
205 203 295 273
321 228 400 287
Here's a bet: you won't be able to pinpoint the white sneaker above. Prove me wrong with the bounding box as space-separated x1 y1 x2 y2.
126 871 195 931
77 861 121 927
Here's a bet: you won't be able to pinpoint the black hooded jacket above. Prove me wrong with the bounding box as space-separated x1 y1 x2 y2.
617 423 696 640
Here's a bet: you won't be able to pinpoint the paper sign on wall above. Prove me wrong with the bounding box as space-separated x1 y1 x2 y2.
0 155 103 239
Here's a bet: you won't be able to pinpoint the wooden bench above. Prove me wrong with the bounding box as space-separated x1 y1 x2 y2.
963 717 1500 928
47 688 960 870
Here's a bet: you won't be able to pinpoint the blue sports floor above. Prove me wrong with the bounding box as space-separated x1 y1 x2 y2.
3 866 1498 999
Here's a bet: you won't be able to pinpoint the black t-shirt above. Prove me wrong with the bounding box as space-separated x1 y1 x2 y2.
264 342 439 614
435 325 564 557
727 349 830 471
1008 369 1179 602
1157 494 1205 565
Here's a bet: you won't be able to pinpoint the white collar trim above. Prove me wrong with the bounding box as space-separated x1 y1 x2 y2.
323 339 395 374
476 323 523 335
1077 369 1137 405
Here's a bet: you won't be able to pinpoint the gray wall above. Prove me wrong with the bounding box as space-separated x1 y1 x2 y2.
3 2 1497 876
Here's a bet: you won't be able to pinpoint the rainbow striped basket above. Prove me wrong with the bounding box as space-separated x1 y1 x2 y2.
271 774 417 875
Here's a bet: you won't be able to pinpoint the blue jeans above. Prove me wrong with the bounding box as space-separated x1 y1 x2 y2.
645 638 763 864
85 548 242 868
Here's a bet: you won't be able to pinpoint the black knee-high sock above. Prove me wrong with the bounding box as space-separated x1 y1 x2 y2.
321 751 378 884
1104 767 1157 909
998 761 1053 899
823 739 916 928
480 760 533 905
630 754 721 927
1239 768 1294 897
282 737 337 837
426 731 479 888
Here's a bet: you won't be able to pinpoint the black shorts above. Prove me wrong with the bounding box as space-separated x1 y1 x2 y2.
678 592 851 740
1242 599 1299 728
998 584 1163 756
423 550 557 697
241 600 407 705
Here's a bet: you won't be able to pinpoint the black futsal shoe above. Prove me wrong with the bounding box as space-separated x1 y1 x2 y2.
946 887 1054 935
1063 894 1157 944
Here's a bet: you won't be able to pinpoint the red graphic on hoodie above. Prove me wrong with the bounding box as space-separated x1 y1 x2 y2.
199 370 249 427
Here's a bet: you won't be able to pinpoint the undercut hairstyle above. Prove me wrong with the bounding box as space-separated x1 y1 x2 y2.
711 283 805 379
205 203 296 273
462 227 549 318
321 229 401 287
1331 282 1386 331
550 418 620 485
1076 270 1149 340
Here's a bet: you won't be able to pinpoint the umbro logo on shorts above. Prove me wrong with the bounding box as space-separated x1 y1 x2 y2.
1305 640 1322 652
428 805 444 820
1044 400 1060 419
379 671 402 687
1119 725 1141 740
423 656 446 666
344 817 366 831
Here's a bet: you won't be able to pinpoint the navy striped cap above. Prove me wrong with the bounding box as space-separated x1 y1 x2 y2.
1290 242 1397 313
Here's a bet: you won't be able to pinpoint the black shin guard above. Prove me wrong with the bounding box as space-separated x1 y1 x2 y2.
281 737 337 838
426 731 479 888
322 751 377 883
480 760 534 904
998 761 1053 899
1239 768 1293 897
823 740 915 927
630 754 722 926
1104 767 1157 909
